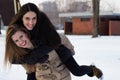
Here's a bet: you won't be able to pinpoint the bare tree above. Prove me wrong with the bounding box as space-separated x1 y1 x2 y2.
0 15 1 34
55 0 75 12
68 1 91 12
39 2 59 26
92 0 100 38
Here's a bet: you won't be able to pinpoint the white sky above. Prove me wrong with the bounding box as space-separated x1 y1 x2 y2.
0 29 120 80
100 0 120 13
19 0 120 13
20 0 48 6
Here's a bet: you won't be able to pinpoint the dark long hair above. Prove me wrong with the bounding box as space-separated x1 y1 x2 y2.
9 3 61 48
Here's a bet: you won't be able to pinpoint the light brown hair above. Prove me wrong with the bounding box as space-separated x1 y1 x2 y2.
4 24 30 66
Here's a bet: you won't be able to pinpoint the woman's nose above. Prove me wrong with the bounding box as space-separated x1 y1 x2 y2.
29 20 34 24
19 39 24 44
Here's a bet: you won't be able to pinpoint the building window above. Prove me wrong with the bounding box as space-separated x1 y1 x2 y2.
101 18 105 22
81 18 90 21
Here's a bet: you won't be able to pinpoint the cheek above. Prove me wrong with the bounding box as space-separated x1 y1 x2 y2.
33 20 37 26
23 21 27 26
35 20 37 23
22 19 28 26
23 22 29 29
16 43 20 47
15 42 21 47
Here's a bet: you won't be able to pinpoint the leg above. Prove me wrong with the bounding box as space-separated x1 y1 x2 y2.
55 45 103 78
55 45 92 76
65 56 103 79
64 56 93 76
27 72 36 80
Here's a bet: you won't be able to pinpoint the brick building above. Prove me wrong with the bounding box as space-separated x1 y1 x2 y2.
59 12 120 35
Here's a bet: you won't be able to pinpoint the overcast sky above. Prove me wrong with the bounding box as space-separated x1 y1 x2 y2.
19 0 120 13
20 0 47 6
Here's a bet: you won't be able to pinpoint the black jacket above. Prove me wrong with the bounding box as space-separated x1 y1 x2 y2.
12 40 53 64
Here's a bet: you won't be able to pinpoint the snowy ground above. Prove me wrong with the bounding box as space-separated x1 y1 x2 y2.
0 29 120 80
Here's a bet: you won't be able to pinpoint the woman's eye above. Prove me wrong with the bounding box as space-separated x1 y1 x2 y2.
25 17 30 20
15 40 18 43
20 35 23 39
33 17 37 20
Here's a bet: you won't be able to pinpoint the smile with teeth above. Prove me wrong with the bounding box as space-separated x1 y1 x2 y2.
21 40 27 47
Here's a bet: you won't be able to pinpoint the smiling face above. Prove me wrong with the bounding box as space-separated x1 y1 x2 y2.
12 31 32 49
22 11 37 30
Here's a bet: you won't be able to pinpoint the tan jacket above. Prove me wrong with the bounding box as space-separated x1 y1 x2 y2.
22 34 75 80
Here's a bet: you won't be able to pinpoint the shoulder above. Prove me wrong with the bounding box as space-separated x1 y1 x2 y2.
58 33 68 41
58 33 75 55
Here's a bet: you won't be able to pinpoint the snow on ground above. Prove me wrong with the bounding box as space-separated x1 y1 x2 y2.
0 29 120 80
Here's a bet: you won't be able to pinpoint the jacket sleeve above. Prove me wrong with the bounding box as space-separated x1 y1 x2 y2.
12 42 53 65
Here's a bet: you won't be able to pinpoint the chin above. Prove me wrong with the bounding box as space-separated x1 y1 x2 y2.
28 29 33 30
